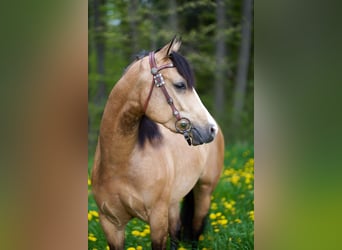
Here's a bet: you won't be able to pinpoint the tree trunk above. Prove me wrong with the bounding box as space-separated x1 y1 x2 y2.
214 0 226 122
93 0 106 105
128 0 138 53
168 0 178 32
232 0 253 127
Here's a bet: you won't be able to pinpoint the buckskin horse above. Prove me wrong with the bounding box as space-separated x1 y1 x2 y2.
91 37 224 250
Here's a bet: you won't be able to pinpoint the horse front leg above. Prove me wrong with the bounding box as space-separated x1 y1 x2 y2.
191 183 213 249
168 202 181 250
150 204 169 250
99 214 126 250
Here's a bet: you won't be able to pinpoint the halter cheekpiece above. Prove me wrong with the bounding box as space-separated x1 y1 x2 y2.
143 51 192 145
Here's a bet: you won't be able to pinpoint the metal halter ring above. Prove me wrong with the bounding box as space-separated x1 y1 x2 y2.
175 117 192 133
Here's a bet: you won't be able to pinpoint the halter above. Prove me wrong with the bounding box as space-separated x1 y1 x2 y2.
143 51 192 145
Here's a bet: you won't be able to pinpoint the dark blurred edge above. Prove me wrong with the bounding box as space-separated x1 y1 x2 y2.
0 1 87 250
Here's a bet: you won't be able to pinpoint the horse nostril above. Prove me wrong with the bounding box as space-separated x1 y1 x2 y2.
209 125 216 136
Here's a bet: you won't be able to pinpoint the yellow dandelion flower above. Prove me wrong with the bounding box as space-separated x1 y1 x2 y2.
178 247 186 250
230 174 240 185
88 235 97 242
220 215 226 219
131 230 140 237
88 178 91 186
127 247 136 250
88 213 92 221
199 235 204 241
218 219 228 225
214 228 220 233
215 212 222 217
106 246 109 250
234 218 242 224
223 169 234 176
210 203 218 210
139 232 147 237
90 210 99 217
249 211 254 221
143 228 150 234
211 221 217 226
93 248 97 250
209 213 216 220
224 202 232 210
137 246 143 250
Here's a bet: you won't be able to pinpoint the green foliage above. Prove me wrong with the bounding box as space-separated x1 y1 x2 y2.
88 144 254 250
88 0 254 153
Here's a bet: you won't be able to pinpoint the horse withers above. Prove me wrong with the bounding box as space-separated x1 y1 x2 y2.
91 37 224 250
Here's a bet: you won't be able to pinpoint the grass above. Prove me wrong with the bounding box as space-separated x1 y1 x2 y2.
88 143 254 250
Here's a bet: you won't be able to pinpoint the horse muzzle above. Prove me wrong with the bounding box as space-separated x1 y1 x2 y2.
189 124 217 146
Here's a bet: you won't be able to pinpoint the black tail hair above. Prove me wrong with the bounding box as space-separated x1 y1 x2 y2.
181 189 209 246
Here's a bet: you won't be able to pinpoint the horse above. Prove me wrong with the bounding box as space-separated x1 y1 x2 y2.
91 37 224 250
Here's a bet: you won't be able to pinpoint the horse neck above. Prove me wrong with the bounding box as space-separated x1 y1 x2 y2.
99 73 143 165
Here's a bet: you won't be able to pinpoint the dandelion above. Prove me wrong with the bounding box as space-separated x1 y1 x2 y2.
249 211 254 221
139 231 147 237
210 203 218 210
88 234 97 242
88 177 91 186
214 228 220 233
234 218 242 224
137 246 143 250
88 213 92 221
209 213 216 220
127 247 136 250
89 210 99 217
218 219 228 225
131 230 140 237
143 228 150 234
178 247 186 250
230 174 240 185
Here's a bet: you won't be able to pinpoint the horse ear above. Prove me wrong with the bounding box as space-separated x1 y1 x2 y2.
160 36 182 57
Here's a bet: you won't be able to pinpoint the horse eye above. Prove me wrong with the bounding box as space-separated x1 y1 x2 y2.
173 82 187 90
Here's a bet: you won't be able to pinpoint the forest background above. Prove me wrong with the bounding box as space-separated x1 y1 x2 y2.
88 0 253 154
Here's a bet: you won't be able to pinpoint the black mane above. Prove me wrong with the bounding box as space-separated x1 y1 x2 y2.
138 51 195 147
138 115 163 147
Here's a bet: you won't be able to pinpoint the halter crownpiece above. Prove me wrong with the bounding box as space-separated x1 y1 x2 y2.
144 51 193 145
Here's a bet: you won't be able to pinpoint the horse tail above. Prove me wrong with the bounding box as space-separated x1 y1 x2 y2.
180 189 195 242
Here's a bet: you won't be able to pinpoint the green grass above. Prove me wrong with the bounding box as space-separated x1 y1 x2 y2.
88 143 254 250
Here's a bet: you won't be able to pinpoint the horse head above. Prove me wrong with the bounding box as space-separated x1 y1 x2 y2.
139 37 218 146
